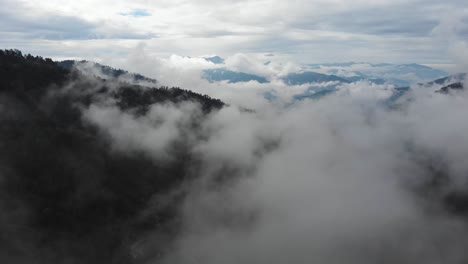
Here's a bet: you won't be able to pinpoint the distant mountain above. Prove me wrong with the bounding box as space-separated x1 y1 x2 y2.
309 62 358 68
203 68 268 83
282 71 350 85
390 63 447 80
197 60 446 87
437 82 464 93
385 86 411 104
293 86 339 101
307 62 447 87
429 73 465 93
386 73 466 101
287 72 466 104
370 63 394 67
342 75 389 85
384 72 467 102
203 55 225 64
428 73 466 85
58 60 158 85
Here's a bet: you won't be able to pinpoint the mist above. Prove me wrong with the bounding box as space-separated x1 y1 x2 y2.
79 63 468 263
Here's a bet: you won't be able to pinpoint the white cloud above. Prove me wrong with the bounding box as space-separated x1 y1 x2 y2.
55 41 468 261
80 78 468 263
163 87 468 264
84 102 203 161
1 0 467 64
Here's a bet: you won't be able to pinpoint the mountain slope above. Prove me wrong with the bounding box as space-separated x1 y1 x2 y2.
58 60 158 86
428 73 466 85
436 82 464 93
0 49 224 264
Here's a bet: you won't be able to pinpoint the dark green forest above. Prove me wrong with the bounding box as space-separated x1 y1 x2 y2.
0 49 223 263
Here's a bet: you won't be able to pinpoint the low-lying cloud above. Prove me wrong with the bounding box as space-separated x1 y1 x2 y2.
163 87 468 264
80 68 468 263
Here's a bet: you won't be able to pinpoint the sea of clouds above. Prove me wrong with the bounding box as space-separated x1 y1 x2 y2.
73 47 468 263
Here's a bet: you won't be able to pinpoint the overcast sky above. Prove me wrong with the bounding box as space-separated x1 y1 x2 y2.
1 0 467 66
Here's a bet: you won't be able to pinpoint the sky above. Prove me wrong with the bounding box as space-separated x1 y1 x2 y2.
1 0 468 68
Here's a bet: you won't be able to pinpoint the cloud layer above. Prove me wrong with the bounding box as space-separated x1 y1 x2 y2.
82 78 468 263
1 0 468 65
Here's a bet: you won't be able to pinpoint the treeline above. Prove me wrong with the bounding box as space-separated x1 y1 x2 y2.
58 60 158 84
0 49 224 110
0 49 68 95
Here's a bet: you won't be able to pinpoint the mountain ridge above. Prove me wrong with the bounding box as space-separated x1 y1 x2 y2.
58 60 158 86
0 49 224 263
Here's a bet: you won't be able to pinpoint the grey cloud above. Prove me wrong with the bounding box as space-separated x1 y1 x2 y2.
290 4 439 37
1 0 467 63
0 1 154 40
0 10 95 40
84 102 203 161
